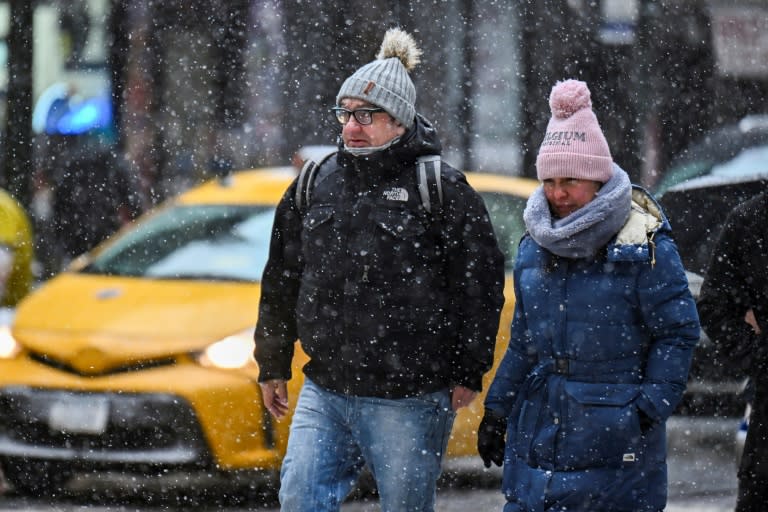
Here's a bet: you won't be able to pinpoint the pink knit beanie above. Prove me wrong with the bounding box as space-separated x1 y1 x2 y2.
535 79 613 183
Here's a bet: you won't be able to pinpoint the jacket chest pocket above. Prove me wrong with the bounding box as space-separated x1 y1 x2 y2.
373 209 426 240
368 209 440 268
371 209 430 255
301 206 341 260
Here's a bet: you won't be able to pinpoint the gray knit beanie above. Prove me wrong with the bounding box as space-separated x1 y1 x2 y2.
336 28 422 128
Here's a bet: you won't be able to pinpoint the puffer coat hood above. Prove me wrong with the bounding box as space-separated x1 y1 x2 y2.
608 186 667 264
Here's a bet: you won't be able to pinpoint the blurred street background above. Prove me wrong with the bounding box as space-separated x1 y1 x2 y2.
0 416 741 511
0 2 766 511
0 0 767 279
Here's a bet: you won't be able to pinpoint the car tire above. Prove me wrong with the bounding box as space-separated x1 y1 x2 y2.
0 458 73 497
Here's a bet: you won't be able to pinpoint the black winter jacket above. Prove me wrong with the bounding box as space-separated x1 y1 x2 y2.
254 115 505 398
698 191 768 483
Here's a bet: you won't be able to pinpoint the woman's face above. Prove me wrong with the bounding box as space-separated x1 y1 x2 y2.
542 178 602 218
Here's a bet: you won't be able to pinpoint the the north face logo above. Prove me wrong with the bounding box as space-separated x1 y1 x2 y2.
383 188 409 202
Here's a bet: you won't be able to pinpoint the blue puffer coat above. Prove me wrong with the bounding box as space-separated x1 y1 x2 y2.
484 188 700 512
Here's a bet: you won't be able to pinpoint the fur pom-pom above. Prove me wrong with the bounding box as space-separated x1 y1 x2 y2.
549 79 592 119
377 28 421 71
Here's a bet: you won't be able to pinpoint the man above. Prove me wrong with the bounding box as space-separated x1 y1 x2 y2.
253 27 505 511
477 79 700 512
698 191 768 512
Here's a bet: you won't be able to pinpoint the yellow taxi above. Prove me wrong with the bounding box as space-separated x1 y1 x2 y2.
0 166 537 496
0 188 34 307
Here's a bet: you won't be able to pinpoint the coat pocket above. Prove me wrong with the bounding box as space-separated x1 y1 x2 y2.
559 381 643 469
301 205 344 270
301 205 334 238
370 209 436 265
372 209 426 240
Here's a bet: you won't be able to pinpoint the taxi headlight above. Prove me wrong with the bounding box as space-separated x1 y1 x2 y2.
0 324 20 359
198 331 256 369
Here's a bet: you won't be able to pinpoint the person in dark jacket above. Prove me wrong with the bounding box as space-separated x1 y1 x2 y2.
477 79 700 512
698 191 768 512
253 27 505 512
0 187 34 307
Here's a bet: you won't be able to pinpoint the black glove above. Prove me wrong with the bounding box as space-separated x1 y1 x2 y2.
638 407 655 434
477 410 506 468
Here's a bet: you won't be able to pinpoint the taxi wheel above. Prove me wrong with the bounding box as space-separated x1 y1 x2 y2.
1 458 73 497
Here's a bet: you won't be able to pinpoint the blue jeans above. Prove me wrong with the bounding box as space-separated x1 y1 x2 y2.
279 379 456 512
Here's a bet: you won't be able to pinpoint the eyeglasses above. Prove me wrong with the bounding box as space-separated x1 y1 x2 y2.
331 107 385 125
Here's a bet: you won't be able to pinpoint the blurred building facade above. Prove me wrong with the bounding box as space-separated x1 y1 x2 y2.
0 0 767 222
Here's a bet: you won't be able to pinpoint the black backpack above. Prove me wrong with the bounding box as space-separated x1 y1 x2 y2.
295 151 444 217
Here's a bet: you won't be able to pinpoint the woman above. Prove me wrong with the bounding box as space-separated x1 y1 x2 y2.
477 79 700 512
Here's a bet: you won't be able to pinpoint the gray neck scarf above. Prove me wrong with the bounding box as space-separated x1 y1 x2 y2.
344 136 401 157
523 165 632 259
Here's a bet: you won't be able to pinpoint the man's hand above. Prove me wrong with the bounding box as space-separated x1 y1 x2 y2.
259 379 289 419
745 309 762 334
451 385 478 411
477 410 506 468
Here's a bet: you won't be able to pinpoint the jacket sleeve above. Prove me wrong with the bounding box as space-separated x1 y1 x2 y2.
698 206 761 375
253 179 303 382
484 239 533 416
443 173 506 392
634 233 701 422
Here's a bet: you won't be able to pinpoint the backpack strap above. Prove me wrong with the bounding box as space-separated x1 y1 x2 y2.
298 152 442 217
295 150 337 213
417 155 442 216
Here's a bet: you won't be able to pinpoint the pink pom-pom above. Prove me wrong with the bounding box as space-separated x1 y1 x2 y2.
549 79 592 119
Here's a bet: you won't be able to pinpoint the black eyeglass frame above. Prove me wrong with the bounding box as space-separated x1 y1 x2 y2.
331 107 385 126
